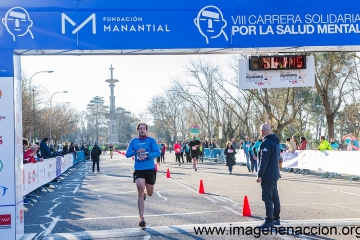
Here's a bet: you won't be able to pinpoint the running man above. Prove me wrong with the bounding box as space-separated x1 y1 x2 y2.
189 136 201 171
109 143 114 158
126 123 160 228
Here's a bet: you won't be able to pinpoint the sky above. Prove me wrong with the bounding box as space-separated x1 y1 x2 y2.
21 54 237 115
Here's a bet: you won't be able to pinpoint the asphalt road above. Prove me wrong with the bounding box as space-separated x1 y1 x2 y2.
23 151 360 240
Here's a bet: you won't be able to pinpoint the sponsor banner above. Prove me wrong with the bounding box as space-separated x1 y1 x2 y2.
23 154 74 195
0 76 15 206
1 1 360 50
238 56 315 89
0 205 15 239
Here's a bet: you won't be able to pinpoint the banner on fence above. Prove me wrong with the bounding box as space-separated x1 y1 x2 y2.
22 154 74 195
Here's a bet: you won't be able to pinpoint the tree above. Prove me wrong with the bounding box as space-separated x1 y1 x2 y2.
314 52 355 139
86 96 108 142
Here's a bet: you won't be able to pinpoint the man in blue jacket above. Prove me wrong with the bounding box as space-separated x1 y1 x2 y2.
126 122 160 228
40 137 52 159
256 123 281 229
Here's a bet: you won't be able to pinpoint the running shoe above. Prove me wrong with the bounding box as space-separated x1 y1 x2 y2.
195 168 197 171
273 219 281 227
139 219 146 227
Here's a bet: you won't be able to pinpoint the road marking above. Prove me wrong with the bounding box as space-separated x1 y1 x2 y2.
222 206 241 215
204 196 217 203
211 196 227 202
44 218 360 239
156 191 168 201
73 186 79 194
143 235 151 240
58 210 227 222
42 216 60 236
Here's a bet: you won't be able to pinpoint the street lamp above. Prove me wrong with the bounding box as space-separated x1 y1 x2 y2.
29 70 54 143
50 91 68 140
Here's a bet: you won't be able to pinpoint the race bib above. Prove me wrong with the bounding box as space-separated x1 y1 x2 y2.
192 146 197 150
246 144 250 148
137 151 149 160
228 149 234 153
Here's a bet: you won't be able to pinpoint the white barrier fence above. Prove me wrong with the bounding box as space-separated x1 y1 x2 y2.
22 154 74 195
236 150 360 176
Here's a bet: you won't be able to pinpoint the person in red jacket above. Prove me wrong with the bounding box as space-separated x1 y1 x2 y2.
298 136 307 150
24 145 39 164
173 140 182 166
160 143 166 162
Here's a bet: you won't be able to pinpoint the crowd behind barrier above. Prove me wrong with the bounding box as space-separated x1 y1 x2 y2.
235 150 360 179
23 151 85 196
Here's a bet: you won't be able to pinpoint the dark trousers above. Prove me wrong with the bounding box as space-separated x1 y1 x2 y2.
175 153 181 163
180 152 184 162
160 152 165 162
92 158 100 172
185 152 191 163
261 180 280 223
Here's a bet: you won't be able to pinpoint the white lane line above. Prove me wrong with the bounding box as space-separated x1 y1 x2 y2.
73 186 79 194
211 196 227 202
85 172 88 176
156 191 168 201
222 206 241 215
58 210 227 222
42 216 60 236
204 196 217 203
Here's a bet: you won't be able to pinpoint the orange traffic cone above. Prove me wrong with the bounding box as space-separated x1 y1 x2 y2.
242 195 252 217
166 168 171 178
199 179 205 194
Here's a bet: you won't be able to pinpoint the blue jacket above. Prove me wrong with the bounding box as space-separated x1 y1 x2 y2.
257 134 280 180
253 140 262 153
126 137 160 170
40 141 52 159
243 141 252 154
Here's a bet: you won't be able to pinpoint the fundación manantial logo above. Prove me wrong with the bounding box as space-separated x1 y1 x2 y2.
194 6 228 44
2 7 34 41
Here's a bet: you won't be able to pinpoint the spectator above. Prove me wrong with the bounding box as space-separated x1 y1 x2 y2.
329 138 339 150
231 138 237 149
298 136 307 150
168 143 172 153
185 141 191 163
69 142 75 154
253 136 263 156
174 140 182 165
243 136 253 172
203 140 209 148
35 142 42 159
292 135 299 149
210 140 218 149
91 141 102 173
80 143 85 151
286 137 296 153
341 133 359 151
160 143 166 162
316 136 332 151
40 138 52 159
199 142 204 162
224 140 236 174
63 142 69 154
75 143 80 151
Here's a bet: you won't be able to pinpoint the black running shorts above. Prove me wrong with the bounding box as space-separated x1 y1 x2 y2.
191 152 199 159
133 170 157 185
